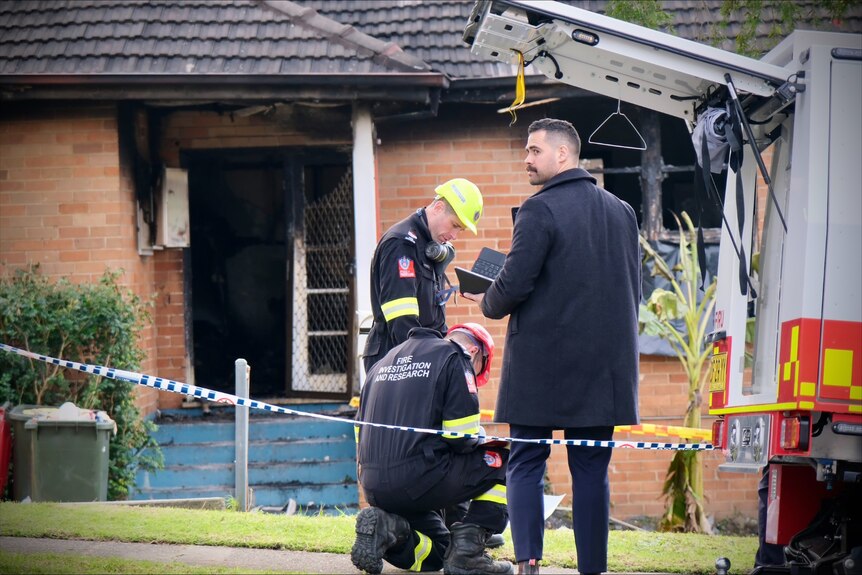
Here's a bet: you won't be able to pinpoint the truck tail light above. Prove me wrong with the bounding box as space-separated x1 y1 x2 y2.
711 418 725 449
780 416 810 450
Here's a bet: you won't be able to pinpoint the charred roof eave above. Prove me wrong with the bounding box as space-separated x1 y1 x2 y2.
443 74 592 105
0 72 449 102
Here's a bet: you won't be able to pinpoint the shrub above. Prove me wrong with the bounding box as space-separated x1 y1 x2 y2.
639 212 716 533
0 265 163 500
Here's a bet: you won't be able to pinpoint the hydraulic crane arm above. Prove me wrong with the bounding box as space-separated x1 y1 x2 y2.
463 0 790 121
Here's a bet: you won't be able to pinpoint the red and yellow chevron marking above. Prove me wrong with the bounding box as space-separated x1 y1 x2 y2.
820 319 862 408
779 318 820 406
779 318 861 413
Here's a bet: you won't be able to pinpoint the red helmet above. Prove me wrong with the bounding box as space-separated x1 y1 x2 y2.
448 323 495 387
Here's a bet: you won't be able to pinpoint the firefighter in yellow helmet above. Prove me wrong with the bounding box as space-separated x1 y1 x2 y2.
362 178 483 374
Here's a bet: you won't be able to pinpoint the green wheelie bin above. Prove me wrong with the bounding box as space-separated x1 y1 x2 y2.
11 403 114 502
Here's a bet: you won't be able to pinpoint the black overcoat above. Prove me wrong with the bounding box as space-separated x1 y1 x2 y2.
481 168 641 428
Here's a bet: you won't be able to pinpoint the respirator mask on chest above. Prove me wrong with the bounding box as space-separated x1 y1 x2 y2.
425 241 455 266
426 242 457 305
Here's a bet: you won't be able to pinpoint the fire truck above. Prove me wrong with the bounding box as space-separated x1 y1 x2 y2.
462 1 861 573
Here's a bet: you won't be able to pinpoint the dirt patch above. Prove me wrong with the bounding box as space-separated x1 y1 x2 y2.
712 512 758 536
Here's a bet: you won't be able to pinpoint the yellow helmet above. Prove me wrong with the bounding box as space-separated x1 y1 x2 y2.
435 178 483 235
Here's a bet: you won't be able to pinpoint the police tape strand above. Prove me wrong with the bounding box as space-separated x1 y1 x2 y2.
0 342 714 451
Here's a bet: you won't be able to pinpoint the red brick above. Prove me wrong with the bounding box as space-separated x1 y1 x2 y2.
59 203 89 214
59 249 91 262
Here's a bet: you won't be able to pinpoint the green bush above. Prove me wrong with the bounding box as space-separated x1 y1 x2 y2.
0 266 163 500
639 212 716 533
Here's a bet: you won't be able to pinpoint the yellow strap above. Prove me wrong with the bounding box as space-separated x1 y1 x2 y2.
474 483 507 505
615 423 713 442
442 412 481 438
483 406 713 441
354 424 359 443
409 531 432 572
381 297 419 322
503 50 526 126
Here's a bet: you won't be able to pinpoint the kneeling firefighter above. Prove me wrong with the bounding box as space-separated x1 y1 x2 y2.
352 323 513 575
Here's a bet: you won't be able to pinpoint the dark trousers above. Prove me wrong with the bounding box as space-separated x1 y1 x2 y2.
444 501 470 527
508 424 613 574
364 446 508 572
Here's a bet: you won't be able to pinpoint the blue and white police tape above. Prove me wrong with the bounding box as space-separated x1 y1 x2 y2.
0 342 714 451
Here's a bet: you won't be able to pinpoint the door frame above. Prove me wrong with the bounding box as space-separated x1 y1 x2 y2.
180 146 354 402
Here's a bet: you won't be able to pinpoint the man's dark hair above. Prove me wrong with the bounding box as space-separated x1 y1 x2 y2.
528 118 581 158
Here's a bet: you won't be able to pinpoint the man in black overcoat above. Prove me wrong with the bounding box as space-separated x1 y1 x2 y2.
463 118 641 575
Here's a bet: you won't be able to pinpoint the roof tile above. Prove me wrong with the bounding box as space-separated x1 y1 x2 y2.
312 0 862 78
0 0 858 81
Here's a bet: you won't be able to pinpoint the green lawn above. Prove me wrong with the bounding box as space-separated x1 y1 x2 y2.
0 552 288 575
0 502 757 574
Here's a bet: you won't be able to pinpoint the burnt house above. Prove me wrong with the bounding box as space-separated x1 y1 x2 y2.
1 0 858 516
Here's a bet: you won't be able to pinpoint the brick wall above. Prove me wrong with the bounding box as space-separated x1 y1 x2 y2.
150 249 186 410
599 356 759 520
375 105 760 522
0 102 160 414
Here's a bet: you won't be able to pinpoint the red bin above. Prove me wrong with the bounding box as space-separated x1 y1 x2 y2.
0 404 12 498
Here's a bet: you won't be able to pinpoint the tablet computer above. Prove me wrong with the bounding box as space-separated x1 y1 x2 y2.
455 266 494 294
454 247 506 294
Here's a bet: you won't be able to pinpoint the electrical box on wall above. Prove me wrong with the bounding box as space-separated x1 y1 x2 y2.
156 167 190 248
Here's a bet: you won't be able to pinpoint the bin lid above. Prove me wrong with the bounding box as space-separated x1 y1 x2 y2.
17 402 116 433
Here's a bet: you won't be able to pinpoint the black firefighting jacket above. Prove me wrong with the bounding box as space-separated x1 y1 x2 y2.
362 209 447 371
356 328 480 499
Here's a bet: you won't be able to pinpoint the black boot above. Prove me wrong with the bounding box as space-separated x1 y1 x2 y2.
444 523 514 575
517 558 540 574
351 506 411 574
486 532 505 549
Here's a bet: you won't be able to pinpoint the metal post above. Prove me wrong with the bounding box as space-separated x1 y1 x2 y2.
234 358 249 511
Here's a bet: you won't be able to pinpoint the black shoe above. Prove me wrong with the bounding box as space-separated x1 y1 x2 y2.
486 532 505 549
444 523 514 575
350 507 411 574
